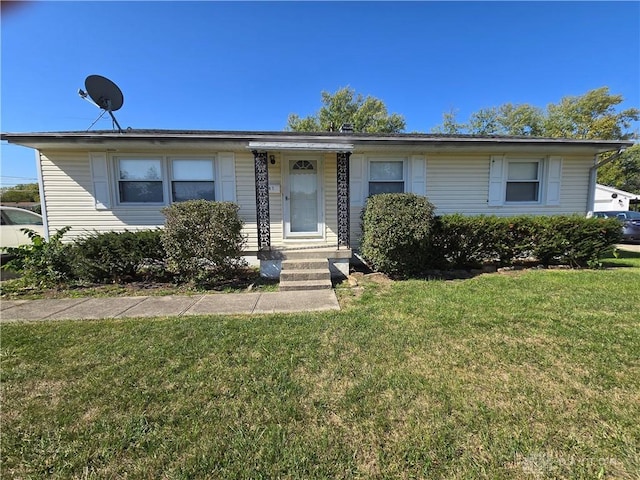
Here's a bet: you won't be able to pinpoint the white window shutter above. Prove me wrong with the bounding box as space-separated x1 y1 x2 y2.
546 156 562 206
90 153 110 210
409 155 426 196
218 153 236 202
488 155 505 206
350 154 365 206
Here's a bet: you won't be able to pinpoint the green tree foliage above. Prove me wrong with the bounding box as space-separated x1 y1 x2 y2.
433 104 547 136
543 87 638 140
431 109 464 135
432 87 639 193
597 144 640 194
287 87 406 133
0 183 40 203
433 87 638 140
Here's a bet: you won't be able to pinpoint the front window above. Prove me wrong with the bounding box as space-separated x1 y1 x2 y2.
506 161 540 202
171 158 215 202
118 158 164 203
369 160 405 195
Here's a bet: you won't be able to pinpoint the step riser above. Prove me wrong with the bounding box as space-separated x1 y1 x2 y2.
282 260 328 270
279 281 332 291
280 271 331 282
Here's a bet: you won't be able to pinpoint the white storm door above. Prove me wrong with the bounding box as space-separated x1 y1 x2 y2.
285 159 322 237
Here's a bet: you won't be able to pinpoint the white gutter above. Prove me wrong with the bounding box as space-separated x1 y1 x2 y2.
587 148 626 212
248 141 354 152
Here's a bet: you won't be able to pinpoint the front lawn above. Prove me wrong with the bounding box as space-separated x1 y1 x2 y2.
2 253 639 479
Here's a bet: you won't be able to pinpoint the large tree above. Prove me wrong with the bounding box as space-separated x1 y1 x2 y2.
432 87 639 193
597 144 640 194
287 87 406 133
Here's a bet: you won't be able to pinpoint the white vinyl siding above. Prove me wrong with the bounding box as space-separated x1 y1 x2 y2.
322 153 338 246
40 151 167 242
40 151 237 243
38 147 590 252
234 152 259 249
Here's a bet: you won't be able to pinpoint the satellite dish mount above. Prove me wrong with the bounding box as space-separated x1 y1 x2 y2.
79 75 124 133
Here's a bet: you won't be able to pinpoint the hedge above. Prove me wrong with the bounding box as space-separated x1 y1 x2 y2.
359 194 623 276
72 229 167 283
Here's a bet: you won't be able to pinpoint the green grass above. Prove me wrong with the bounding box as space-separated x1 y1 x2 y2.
2 253 639 479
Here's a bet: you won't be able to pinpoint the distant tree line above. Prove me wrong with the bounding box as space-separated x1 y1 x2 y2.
0 183 40 203
287 86 639 194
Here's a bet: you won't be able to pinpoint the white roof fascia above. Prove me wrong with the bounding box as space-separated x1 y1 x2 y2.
248 141 354 152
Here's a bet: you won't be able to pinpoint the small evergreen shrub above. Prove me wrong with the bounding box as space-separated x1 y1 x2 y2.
360 193 436 277
161 200 247 285
72 229 167 283
1 226 74 287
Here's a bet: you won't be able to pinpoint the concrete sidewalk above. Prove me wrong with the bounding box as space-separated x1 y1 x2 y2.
0 290 340 323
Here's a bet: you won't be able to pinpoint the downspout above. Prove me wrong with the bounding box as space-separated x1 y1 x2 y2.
35 149 50 240
587 148 626 213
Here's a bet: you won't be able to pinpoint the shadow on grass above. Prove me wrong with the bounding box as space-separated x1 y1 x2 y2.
601 248 640 268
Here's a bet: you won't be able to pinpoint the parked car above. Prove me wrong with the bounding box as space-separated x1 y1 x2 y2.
592 210 640 243
1 206 45 251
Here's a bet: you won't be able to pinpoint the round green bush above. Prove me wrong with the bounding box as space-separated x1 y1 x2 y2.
360 193 436 277
161 200 247 285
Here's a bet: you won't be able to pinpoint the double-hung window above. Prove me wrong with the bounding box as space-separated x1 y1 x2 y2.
117 158 164 203
171 158 215 202
505 160 541 202
369 160 405 195
115 156 217 204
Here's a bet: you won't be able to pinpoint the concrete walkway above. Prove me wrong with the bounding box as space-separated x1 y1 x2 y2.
0 290 340 323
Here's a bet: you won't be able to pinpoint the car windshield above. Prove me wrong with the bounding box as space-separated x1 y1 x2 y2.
625 211 640 220
1 209 42 225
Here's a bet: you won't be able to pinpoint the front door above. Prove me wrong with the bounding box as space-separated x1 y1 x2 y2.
285 159 322 237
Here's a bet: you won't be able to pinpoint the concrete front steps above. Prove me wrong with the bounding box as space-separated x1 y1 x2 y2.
279 258 332 291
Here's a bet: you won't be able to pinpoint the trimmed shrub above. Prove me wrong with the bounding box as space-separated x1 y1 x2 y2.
430 214 622 270
161 200 247 285
360 193 436 277
72 229 167 283
433 215 500 268
531 216 622 267
1 226 74 287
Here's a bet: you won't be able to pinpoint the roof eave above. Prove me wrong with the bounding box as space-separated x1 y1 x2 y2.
1 130 633 155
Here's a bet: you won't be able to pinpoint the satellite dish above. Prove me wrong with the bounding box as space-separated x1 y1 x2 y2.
79 74 124 133
85 75 124 111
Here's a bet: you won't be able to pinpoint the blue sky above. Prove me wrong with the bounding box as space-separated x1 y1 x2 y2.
1 1 639 187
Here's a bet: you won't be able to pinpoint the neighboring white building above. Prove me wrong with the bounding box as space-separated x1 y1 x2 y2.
594 183 640 211
1 130 632 278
